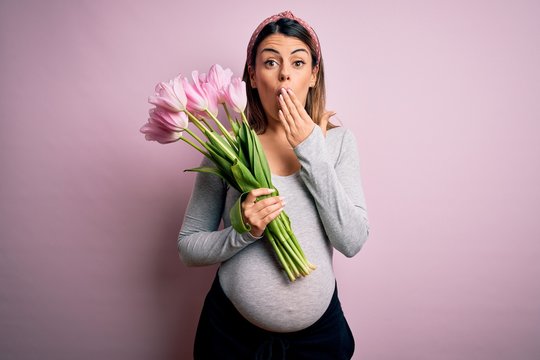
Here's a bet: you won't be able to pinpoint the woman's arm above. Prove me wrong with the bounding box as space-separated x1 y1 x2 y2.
177 157 261 266
294 126 370 257
277 88 370 257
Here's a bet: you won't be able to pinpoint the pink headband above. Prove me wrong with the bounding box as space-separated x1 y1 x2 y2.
246 11 321 70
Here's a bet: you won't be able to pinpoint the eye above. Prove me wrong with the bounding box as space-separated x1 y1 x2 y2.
264 59 278 68
293 60 306 68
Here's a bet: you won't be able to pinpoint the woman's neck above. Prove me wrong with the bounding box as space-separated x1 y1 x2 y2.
258 125 294 151
262 121 286 138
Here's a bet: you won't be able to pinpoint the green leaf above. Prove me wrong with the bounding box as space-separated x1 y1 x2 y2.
249 130 269 188
207 131 237 162
247 126 256 168
206 145 232 169
229 191 252 234
231 121 239 135
251 129 273 187
238 122 252 169
184 166 228 182
203 148 240 189
231 159 261 193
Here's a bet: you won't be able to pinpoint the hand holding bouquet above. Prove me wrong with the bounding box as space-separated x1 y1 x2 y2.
140 64 316 281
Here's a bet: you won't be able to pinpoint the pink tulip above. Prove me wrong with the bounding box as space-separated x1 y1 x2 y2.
148 75 187 112
207 64 233 103
140 107 188 144
202 82 219 116
224 77 247 113
198 72 207 83
183 71 206 111
183 71 219 117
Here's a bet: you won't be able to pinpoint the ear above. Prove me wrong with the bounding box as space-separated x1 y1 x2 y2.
309 65 319 87
248 66 257 88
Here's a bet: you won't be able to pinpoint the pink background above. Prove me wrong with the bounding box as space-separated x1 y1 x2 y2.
1 0 539 359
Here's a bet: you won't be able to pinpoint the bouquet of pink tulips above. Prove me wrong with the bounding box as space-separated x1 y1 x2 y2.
140 64 315 281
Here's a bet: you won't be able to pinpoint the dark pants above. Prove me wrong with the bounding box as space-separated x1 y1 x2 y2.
194 273 355 359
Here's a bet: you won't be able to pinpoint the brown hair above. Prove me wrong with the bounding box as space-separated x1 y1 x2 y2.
242 17 337 134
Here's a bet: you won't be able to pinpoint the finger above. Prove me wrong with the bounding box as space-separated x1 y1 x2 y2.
278 93 295 129
281 88 302 123
245 195 284 224
250 200 285 226
261 204 285 225
278 109 292 135
244 188 275 204
252 195 285 212
246 200 285 237
254 198 286 220
286 88 311 123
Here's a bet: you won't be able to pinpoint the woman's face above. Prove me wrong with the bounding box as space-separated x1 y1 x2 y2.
249 34 318 124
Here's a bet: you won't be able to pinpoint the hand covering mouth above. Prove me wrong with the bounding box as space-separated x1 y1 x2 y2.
276 88 291 97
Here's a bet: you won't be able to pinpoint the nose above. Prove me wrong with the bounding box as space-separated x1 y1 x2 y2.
279 65 290 82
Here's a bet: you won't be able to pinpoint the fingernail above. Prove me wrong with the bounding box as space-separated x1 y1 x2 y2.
281 201 287 207
268 188 276 193
279 196 285 201
281 87 286 94
287 88 292 93
279 94 284 101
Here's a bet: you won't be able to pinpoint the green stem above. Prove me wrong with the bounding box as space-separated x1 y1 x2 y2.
272 218 308 268
184 110 210 134
184 110 237 162
279 241 300 278
206 131 237 163
276 214 307 261
222 103 237 130
241 111 249 126
266 231 295 281
205 109 237 149
270 223 310 275
184 128 208 150
179 136 208 156
201 118 215 132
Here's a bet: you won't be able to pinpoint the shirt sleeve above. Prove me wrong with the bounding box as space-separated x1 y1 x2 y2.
177 156 262 267
293 125 370 257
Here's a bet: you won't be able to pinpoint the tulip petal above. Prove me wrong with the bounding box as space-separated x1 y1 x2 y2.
149 78 187 112
208 64 234 103
183 76 207 112
148 96 181 113
140 122 182 144
225 77 247 113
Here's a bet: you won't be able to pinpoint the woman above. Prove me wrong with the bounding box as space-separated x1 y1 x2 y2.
178 11 370 359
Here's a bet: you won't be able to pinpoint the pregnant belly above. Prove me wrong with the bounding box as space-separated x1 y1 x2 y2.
218 240 336 332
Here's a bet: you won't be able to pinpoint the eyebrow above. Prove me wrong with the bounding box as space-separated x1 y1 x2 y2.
260 48 309 57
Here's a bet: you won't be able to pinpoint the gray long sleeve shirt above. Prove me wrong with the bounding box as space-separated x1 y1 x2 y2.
178 125 370 332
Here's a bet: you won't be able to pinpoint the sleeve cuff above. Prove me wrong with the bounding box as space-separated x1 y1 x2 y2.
241 231 264 241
